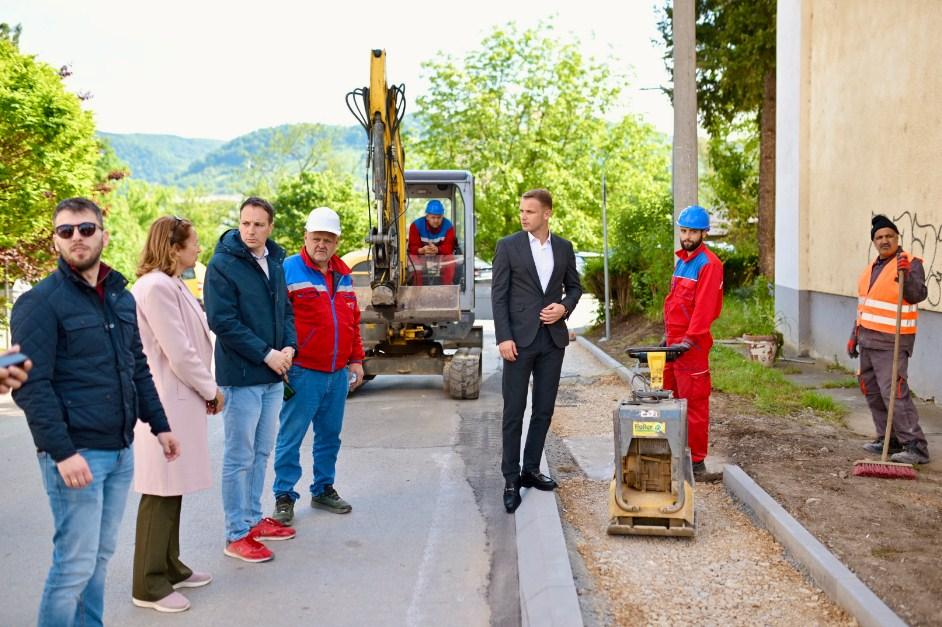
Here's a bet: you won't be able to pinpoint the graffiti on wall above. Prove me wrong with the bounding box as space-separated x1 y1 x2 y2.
893 211 941 309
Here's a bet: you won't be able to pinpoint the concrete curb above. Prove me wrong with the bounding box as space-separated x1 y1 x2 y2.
724 465 905 627
516 405 583 626
575 335 635 384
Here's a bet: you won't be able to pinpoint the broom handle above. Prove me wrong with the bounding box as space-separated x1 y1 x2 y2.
880 265 906 462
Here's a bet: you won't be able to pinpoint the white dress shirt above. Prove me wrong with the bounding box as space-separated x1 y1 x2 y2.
528 231 554 293
251 247 270 279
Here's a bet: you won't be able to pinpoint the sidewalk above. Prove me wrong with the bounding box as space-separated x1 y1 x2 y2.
771 354 942 471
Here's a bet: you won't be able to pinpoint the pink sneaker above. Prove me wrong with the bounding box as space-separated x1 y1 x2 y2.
250 517 297 541
224 536 273 563
132 591 191 613
172 571 213 589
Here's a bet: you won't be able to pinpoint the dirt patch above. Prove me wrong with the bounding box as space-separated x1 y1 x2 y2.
579 318 942 626
548 376 854 626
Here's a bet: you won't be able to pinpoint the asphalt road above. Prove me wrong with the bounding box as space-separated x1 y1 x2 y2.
0 285 517 626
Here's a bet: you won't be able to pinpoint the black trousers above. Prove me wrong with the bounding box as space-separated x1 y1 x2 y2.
501 326 565 481
132 494 192 601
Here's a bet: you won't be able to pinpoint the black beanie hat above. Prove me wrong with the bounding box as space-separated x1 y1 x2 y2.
870 214 899 240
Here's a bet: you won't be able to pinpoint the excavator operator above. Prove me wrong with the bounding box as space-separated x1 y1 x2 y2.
408 200 458 285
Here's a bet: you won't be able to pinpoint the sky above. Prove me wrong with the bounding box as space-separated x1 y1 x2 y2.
2 0 674 140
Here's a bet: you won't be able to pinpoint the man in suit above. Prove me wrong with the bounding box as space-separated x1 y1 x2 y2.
491 188 583 513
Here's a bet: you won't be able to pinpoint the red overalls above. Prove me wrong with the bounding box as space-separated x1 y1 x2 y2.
662 244 724 463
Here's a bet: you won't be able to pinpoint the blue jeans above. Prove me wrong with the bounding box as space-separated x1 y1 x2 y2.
221 383 283 542
37 447 134 627
273 366 349 500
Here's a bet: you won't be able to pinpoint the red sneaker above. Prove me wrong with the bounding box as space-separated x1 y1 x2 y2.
224 536 273 563
250 517 297 541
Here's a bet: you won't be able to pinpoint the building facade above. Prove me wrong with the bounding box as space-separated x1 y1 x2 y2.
776 0 942 401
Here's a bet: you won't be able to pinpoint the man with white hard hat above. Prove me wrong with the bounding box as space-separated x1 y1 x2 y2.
270 207 365 525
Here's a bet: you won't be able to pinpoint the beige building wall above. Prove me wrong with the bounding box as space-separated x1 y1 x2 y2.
776 0 942 401
806 0 942 311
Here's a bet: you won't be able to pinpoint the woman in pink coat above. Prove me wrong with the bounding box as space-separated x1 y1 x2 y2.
130 216 224 613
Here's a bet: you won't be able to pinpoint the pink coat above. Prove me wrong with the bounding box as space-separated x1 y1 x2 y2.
131 271 216 496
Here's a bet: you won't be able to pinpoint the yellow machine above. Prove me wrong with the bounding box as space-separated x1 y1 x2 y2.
345 50 483 398
608 344 697 537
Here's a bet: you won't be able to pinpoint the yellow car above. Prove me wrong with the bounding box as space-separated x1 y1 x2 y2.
340 248 372 287
180 261 207 303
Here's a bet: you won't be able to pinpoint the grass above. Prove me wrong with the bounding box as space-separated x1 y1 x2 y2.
712 279 776 340
711 344 846 425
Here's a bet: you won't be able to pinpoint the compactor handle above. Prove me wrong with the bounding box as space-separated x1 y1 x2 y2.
625 344 689 364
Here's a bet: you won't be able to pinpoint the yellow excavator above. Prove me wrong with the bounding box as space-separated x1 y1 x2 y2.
345 50 483 399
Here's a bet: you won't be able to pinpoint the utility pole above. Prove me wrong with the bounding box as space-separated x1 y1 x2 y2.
601 165 611 341
672 0 698 249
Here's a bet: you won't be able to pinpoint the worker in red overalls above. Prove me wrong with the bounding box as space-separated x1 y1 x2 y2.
662 205 724 477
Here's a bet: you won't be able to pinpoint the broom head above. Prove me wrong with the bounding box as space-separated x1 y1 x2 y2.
852 459 917 480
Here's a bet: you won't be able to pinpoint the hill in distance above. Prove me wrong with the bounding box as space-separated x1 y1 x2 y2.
98 132 224 185
101 124 368 194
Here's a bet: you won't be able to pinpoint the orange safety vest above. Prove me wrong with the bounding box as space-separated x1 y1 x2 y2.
856 252 920 334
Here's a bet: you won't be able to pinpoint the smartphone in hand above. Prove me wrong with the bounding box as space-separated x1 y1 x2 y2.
0 352 29 369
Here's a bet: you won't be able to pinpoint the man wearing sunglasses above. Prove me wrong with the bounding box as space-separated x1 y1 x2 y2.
11 197 180 627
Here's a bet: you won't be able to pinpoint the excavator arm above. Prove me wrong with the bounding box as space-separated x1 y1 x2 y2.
347 49 408 307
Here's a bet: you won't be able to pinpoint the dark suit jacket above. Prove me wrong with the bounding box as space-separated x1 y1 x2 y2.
491 230 583 349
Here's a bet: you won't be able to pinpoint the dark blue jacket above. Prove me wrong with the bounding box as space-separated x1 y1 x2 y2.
11 258 171 462
204 229 296 386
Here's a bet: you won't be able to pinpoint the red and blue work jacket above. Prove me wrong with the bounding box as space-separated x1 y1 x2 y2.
408 217 457 255
284 248 364 373
663 243 724 350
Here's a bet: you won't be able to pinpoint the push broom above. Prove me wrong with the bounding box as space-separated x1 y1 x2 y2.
853 259 917 480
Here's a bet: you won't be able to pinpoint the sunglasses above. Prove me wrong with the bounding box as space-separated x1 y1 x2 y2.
170 215 190 245
54 222 102 239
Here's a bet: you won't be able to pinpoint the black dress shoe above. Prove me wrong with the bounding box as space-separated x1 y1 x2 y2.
520 471 557 491
503 483 521 513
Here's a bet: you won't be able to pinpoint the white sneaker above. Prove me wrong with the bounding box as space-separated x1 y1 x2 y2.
172 572 213 589
132 591 191 613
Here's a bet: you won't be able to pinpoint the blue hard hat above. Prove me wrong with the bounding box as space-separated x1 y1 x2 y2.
425 200 445 216
677 205 710 230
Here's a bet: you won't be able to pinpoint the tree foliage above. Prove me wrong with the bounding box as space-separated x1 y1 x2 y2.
658 0 775 133
413 22 624 258
272 170 368 258
702 121 759 255
99 179 233 279
414 22 674 321
0 37 99 255
657 0 777 276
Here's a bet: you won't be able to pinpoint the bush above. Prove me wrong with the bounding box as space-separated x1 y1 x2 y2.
582 191 674 320
712 245 759 290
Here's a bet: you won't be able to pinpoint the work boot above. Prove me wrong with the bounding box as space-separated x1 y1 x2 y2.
272 494 295 525
863 437 902 455
692 460 723 483
311 485 352 514
890 445 930 465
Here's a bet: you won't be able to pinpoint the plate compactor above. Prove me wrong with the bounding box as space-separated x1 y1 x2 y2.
608 345 697 537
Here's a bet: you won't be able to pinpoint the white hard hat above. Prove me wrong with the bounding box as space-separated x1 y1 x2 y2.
305 206 341 235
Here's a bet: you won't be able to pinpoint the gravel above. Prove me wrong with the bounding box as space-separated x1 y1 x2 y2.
549 373 856 626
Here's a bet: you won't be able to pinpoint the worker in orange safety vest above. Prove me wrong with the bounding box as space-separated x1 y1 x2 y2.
848 214 930 465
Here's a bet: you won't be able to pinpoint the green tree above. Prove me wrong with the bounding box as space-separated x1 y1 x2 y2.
658 0 776 276
702 121 759 255
273 170 368 258
0 36 99 269
240 124 356 198
100 179 233 279
413 22 623 258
